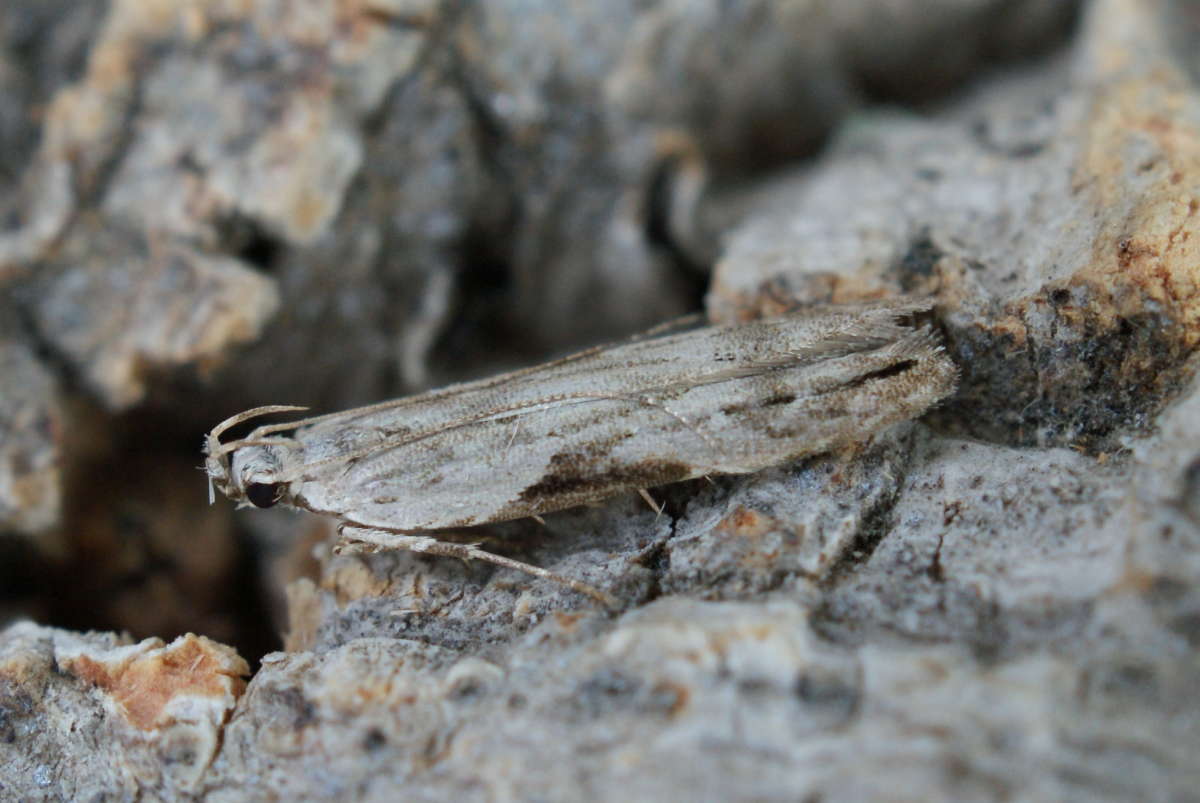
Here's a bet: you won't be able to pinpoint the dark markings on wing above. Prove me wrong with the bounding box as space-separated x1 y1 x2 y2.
288 319 939 479
763 392 798 407
839 359 917 389
719 389 798 417
518 453 693 507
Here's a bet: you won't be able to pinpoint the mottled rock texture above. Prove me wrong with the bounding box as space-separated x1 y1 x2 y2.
707 0 1200 450
3 0 1200 800
1 625 247 799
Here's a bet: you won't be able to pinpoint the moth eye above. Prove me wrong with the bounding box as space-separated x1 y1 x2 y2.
246 482 283 509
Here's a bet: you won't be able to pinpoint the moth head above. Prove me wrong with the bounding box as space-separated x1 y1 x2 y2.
227 444 291 508
204 405 308 508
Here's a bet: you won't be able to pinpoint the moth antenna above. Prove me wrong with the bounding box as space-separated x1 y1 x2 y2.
207 405 309 448
638 488 665 519
212 436 304 459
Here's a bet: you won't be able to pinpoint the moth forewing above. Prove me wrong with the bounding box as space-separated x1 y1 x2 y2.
205 300 957 599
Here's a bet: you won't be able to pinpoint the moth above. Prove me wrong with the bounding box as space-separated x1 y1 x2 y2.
205 299 957 604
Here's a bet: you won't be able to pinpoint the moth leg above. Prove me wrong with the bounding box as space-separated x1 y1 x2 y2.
334 524 616 608
638 488 665 520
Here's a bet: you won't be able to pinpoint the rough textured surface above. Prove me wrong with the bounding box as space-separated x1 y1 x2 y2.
0 0 105 273
4 0 1200 800
0 624 248 800
0 312 61 540
707 0 1200 449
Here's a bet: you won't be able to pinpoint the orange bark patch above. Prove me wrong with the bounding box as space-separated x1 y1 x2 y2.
650 680 692 718
715 506 774 537
553 611 585 631
63 634 248 731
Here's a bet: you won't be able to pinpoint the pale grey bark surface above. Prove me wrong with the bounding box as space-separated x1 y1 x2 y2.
4 0 1199 801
